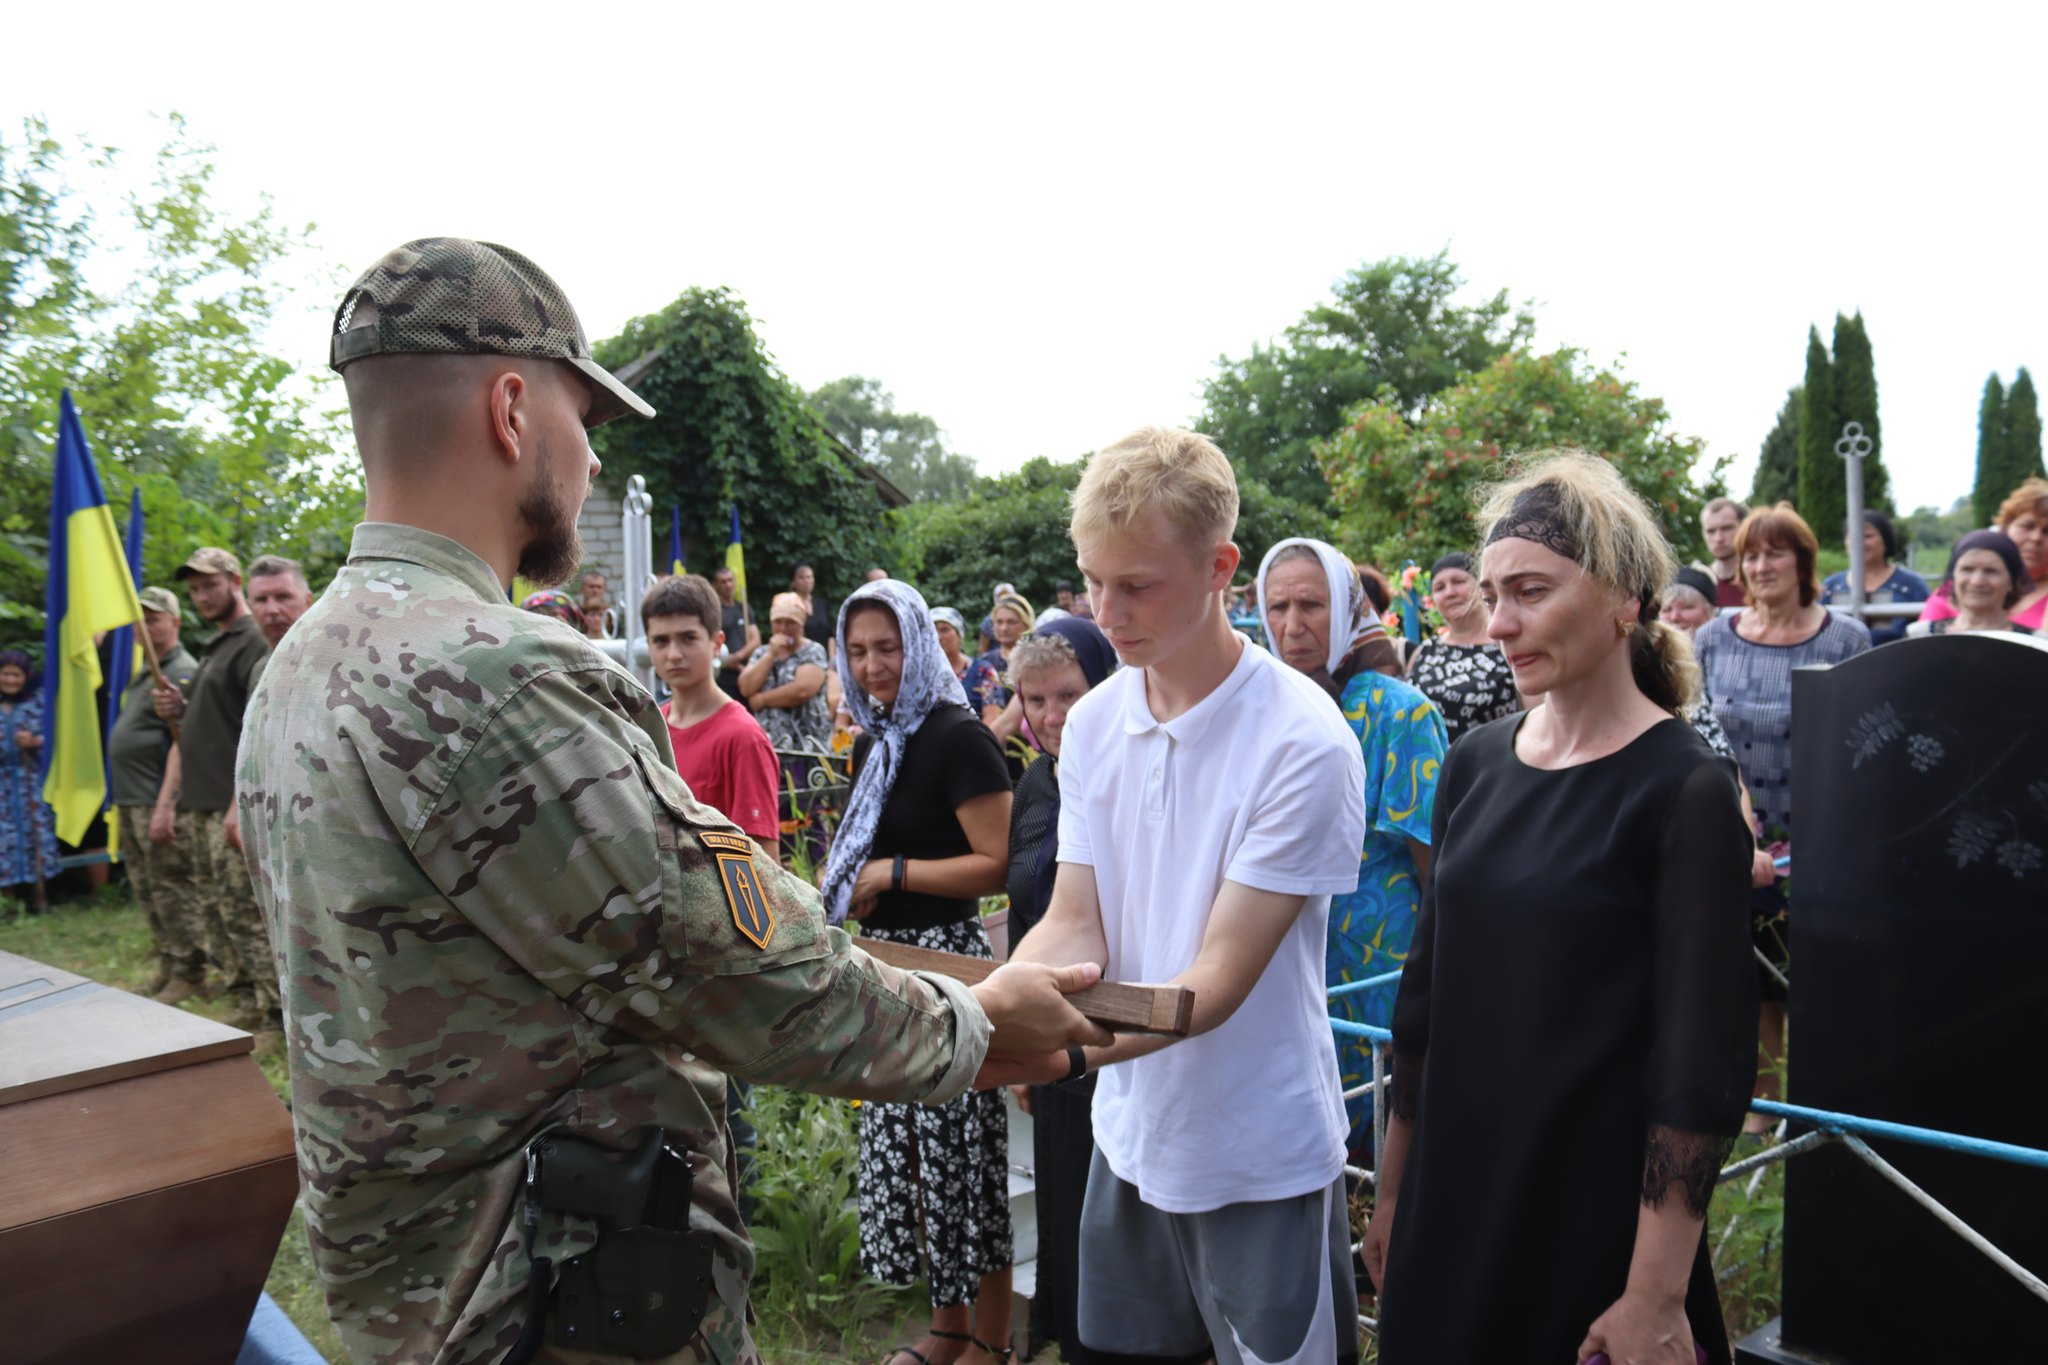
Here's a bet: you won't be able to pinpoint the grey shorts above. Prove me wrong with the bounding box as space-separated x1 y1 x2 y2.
1076 1148 1356 1365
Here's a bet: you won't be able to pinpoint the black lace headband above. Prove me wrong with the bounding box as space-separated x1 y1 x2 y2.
1484 485 1582 561
1485 485 1660 617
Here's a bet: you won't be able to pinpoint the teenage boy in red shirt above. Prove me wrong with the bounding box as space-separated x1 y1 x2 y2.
645 574 781 847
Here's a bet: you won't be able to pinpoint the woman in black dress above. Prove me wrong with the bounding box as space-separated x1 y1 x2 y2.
822 579 1018 1365
1363 452 1757 1365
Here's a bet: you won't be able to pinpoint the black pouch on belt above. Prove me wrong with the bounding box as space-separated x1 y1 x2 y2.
536 1131 718 1358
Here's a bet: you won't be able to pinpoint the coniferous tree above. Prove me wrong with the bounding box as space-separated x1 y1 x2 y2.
1752 387 1802 507
2006 368 2043 486
1831 313 1890 514
1973 374 2008 527
1797 326 1839 527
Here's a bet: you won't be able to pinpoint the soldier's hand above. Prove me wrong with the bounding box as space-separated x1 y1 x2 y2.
971 960 1114 1056
224 803 242 853
975 1050 1072 1091
1009 1083 1035 1114
153 684 186 721
149 805 176 845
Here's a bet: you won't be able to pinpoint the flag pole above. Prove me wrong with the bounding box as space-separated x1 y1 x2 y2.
135 622 180 746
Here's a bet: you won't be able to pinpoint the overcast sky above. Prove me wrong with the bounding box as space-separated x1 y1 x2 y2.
15 3 2045 517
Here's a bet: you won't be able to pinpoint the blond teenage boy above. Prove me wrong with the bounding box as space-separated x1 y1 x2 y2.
1002 428 1368 1365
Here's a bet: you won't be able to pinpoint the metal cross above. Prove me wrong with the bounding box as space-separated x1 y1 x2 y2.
1837 421 1873 612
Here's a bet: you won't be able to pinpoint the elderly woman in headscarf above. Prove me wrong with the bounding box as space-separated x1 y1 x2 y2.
1905 529 2037 637
998 617 1157 1365
0 649 58 913
825 580 1018 1365
963 589 1033 724
1258 539 1447 1155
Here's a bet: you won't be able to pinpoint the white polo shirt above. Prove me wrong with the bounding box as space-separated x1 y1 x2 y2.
1057 638 1366 1212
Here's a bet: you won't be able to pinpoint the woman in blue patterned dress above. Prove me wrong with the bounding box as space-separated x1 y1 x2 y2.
1259 540 1447 1154
1694 504 1869 1123
0 650 59 912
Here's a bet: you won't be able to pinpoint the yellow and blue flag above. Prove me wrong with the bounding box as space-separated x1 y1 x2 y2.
42 392 145 845
668 506 686 577
96 492 146 861
724 503 747 606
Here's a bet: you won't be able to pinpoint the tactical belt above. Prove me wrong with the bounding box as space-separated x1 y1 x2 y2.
500 1127 716 1363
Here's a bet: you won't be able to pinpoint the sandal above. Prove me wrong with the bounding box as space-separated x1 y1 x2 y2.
881 1329 975 1365
972 1338 1014 1363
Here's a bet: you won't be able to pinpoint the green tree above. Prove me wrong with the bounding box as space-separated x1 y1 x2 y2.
1796 325 1839 528
891 456 1329 612
1314 349 1717 571
591 288 894 614
1830 312 1890 514
1751 387 1802 508
806 375 977 503
2006 367 2043 487
1197 252 1535 508
1973 373 2009 527
1 115 358 645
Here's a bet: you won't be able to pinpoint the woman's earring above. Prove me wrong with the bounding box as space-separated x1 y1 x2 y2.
1616 619 1631 639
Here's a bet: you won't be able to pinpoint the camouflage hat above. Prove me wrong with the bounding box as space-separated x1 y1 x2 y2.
138 586 181 615
174 547 243 581
329 238 654 428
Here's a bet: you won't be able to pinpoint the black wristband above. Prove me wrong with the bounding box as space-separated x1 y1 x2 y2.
891 854 906 893
1061 1045 1088 1084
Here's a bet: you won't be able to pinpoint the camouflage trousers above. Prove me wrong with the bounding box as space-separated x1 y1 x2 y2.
192 808 281 1021
116 805 207 986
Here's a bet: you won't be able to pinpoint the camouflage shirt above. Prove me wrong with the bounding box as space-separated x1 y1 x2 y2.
236 523 990 1365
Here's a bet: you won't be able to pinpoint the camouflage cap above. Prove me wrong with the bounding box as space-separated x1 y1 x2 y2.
329 237 654 428
175 547 243 581
138 586 182 615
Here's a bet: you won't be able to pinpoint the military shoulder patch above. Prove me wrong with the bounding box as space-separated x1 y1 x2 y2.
694 830 773 948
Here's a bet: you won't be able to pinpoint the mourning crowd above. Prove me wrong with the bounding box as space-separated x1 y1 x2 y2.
11 237 2045 1365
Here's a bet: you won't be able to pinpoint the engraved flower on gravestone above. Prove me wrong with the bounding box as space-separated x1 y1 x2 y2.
1947 810 1999 869
1846 703 1904 768
1995 841 2042 880
1906 735 1945 773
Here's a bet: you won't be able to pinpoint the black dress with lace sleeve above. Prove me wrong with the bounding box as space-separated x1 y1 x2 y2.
1381 714 1757 1365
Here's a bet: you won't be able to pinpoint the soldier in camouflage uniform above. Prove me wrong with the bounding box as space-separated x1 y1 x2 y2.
237 238 1107 1365
108 586 203 1001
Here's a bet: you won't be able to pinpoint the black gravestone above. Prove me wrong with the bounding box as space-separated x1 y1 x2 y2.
1754 633 2048 1362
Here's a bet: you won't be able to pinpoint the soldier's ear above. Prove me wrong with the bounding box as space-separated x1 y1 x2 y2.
488 369 529 467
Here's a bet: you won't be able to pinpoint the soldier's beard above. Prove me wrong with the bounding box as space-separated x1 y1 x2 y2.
516 438 584 587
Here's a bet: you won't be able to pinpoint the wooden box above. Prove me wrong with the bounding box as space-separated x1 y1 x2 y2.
0 950 299 1364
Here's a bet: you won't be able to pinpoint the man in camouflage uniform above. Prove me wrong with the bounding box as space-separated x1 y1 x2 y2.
237 238 1106 1365
153 545 279 1039
108 586 202 1001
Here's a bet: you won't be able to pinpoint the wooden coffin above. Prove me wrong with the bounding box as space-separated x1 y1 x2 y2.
0 950 299 1365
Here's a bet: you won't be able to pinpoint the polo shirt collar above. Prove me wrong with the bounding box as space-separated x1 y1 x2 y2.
206 614 257 647
347 522 508 606
1120 635 1261 747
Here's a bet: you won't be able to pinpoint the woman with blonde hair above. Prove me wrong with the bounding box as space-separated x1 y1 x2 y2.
1364 451 1756 1365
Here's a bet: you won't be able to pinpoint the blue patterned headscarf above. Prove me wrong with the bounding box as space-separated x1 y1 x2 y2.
0 650 35 701
820 580 971 925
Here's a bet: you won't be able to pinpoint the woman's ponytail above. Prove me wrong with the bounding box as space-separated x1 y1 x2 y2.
1630 617 1699 716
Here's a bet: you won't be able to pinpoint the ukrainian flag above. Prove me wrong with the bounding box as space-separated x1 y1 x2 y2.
725 503 747 606
668 506 686 577
42 392 145 845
